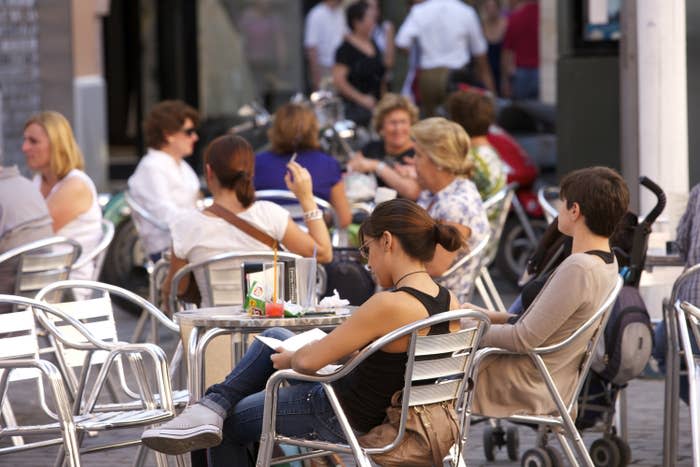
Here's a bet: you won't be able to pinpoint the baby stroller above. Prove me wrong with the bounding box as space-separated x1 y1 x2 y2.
488 177 665 466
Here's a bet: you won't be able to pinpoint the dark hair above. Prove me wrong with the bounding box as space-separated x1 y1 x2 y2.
446 90 495 137
559 166 630 237
144 100 199 149
268 103 320 154
359 198 464 262
204 134 256 207
346 0 370 31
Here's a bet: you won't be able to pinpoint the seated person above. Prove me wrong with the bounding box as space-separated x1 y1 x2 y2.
254 103 352 228
142 198 464 465
23 111 103 281
162 135 333 308
446 89 507 200
470 166 629 417
412 118 490 300
128 100 201 259
347 93 422 198
0 165 53 296
653 182 700 404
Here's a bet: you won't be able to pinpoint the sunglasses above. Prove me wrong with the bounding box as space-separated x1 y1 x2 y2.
181 127 197 137
358 238 376 259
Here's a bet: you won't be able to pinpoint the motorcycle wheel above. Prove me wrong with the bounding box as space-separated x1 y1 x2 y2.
495 216 548 284
100 218 149 311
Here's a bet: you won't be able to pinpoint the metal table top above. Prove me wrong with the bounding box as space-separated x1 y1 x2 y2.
175 305 355 329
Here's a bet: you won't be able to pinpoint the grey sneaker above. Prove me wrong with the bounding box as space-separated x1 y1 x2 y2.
141 403 224 455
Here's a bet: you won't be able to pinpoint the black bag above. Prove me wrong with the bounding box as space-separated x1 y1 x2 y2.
591 285 653 386
322 248 376 306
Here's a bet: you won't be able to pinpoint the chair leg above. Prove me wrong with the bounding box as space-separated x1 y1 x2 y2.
133 444 150 467
474 277 495 311
1 398 25 446
153 451 170 467
132 309 150 343
480 269 507 312
554 429 578 466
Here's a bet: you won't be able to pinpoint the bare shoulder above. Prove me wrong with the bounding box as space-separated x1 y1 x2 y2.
52 176 91 200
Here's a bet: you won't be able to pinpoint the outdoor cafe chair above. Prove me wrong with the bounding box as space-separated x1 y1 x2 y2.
538 185 561 225
71 219 115 281
0 294 181 467
256 308 490 467
472 275 623 466
676 300 700 466
437 233 491 304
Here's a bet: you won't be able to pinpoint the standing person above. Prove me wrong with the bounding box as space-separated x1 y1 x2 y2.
22 111 103 281
333 0 386 127
142 198 464 466
304 0 346 91
127 100 201 260
478 0 508 96
254 103 352 228
395 0 496 117
367 0 396 72
501 0 539 99
412 117 490 300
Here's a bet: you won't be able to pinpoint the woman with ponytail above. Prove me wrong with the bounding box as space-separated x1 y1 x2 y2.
411 117 490 299
143 198 465 465
161 134 333 308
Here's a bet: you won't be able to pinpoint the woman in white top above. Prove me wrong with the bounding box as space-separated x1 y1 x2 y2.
162 134 333 308
22 111 103 281
127 100 201 258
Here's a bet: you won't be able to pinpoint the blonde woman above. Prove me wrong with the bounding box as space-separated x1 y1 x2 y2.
412 117 490 298
22 111 102 280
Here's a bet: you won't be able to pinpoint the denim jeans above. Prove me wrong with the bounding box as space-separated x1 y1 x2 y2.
201 327 346 466
512 67 539 101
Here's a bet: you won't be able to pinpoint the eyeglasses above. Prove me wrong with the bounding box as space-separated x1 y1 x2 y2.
359 239 376 259
181 127 197 137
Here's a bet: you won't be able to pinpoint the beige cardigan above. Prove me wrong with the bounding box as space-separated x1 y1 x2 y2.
472 253 618 417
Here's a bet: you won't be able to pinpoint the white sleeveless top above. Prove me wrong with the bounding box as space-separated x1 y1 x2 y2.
34 169 103 281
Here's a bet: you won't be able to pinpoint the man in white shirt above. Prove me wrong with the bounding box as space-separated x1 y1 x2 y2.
304 0 346 90
395 0 495 116
127 100 201 259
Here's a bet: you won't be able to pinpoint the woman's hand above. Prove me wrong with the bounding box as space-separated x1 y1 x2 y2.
270 348 294 370
347 153 377 174
285 161 314 202
357 93 376 110
394 163 417 179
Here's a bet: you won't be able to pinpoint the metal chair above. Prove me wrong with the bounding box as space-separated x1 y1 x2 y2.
537 185 561 225
473 276 624 466
677 300 700 466
0 294 180 467
0 236 81 299
256 308 490 467
437 233 491 304
72 219 115 281
476 183 516 312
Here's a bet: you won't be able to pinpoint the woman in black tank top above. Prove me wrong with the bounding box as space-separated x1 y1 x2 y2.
141 199 467 465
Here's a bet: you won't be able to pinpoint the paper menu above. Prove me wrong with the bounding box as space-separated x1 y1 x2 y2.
255 328 327 351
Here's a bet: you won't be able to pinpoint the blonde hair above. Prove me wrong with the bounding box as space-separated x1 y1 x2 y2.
410 117 474 178
371 93 419 134
24 111 84 179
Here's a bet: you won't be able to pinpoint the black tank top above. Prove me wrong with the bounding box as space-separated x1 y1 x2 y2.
332 285 452 432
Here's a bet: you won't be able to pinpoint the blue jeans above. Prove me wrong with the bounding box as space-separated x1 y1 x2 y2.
512 67 539 100
201 328 346 466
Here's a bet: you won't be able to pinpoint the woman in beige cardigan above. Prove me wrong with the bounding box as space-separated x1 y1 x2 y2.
470 166 629 417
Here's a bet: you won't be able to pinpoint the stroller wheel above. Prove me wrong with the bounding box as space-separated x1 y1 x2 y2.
544 446 564 467
610 435 631 466
506 426 520 460
482 426 496 461
589 437 621 467
521 447 552 467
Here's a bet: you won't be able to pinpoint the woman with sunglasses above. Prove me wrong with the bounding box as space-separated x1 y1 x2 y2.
142 198 464 465
127 100 202 260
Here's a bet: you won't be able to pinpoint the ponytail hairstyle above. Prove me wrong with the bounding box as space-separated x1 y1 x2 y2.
359 198 464 262
410 117 474 178
204 134 256 207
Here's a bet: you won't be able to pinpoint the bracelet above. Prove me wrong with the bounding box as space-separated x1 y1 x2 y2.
375 161 387 175
303 209 323 221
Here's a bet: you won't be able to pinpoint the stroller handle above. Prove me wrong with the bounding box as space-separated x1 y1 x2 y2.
639 176 666 225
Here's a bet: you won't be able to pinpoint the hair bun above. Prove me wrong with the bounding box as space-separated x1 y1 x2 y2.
433 222 464 252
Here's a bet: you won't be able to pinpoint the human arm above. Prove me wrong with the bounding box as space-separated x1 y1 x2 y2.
307 47 323 90
329 181 352 228
676 185 700 262
346 153 422 200
500 48 515 97
473 54 496 94
332 63 376 110
382 21 396 69
425 222 471 276
160 250 189 315
45 177 93 232
280 161 333 263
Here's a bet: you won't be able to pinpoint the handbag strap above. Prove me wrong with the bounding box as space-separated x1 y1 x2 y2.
206 203 278 249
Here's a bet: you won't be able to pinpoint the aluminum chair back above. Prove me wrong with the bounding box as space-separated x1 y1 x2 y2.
169 250 302 311
0 236 81 298
537 186 561 225
482 183 516 266
0 309 41 382
437 233 491 303
257 309 490 467
676 300 700 465
71 219 115 281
